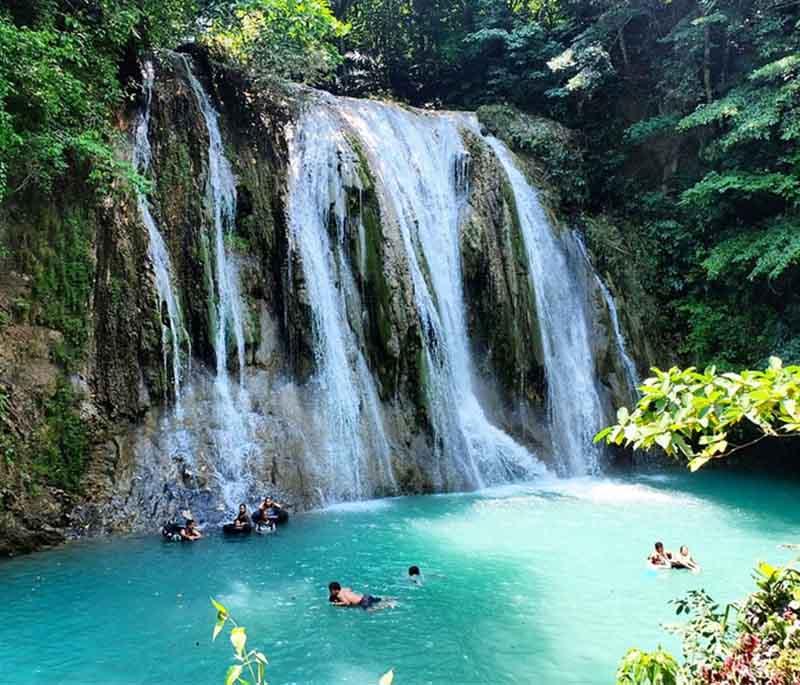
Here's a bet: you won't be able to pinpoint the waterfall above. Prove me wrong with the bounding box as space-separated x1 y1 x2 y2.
573 232 640 397
133 61 188 400
182 56 254 508
487 137 606 476
286 104 396 502
335 100 544 489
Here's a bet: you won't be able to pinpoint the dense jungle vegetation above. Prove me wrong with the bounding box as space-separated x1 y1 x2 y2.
1 0 798 374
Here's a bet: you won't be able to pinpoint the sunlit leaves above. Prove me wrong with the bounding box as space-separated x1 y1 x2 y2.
210 600 270 685
595 357 800 466
616 647 679 685
203 0 347 84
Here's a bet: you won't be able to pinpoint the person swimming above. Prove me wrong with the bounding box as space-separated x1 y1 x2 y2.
672 545 700 571
408 565 422 584
328 582 393 611
648 541 671 568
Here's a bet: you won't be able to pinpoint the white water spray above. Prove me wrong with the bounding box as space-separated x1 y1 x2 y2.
183 56 255 508
487 137 606 475
573 232 639 397
133 61 188 401
337 100 544 489
286 103 397 502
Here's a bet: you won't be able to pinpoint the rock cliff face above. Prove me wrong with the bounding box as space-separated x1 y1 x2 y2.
0 49 651 555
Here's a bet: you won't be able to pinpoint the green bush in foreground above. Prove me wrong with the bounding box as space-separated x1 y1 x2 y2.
618 562 800 685
595 357 800 470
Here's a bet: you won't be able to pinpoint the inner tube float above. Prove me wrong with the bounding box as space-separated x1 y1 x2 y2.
161 522 183 542
223 523 253 535
251 508 289 526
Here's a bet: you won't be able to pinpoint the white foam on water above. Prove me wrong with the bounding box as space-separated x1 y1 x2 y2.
535 477 700 507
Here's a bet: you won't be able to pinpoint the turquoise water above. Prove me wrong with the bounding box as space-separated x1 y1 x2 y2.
2 471 799 684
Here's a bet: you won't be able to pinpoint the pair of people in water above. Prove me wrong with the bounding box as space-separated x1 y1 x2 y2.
228 497 286 530
648 541 699 571
328 566 422 611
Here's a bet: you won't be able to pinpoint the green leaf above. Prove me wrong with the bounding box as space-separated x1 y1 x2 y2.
654 433 672 450
254 651 268 665
757 561 777 579
688 455 711 472
231 626 247 657
213 620 224 642
593 426 612 444
225 664 243 685
211 598 229 617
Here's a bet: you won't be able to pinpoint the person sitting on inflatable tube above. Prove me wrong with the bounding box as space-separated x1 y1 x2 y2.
252 497 287 531
161 521 183 542
180 513 202 541
223 503 253 535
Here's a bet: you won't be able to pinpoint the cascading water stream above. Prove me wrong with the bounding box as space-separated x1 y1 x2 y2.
133 61 188 401
487 137 606 476
336 100 545 489
286 104 396 502
183 56 255 507
574 232 640 398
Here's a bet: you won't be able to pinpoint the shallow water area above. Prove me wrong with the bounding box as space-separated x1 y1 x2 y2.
2 470 799 684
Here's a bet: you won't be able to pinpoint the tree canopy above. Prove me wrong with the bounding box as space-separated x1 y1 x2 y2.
1 0 799 372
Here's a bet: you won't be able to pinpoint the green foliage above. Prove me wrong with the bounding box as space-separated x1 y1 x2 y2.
203 0 348 84
616 647 679 685
477 103 586 210
210 597 270 685
0 0 195 200
29 381 88 492
624 563 800 685
703 218 800 283
595 357 800 469
30 213 94 369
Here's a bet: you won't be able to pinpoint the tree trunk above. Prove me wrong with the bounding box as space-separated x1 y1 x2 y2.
703 23 713 104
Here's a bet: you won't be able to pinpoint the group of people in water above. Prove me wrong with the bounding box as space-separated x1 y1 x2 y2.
648 541 700 571
328 566 423 611
161 497 288 542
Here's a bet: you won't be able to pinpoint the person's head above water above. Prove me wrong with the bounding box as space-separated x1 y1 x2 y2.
654 541 664 553
680 545 689 556
328 581 341 602
408 565 420 577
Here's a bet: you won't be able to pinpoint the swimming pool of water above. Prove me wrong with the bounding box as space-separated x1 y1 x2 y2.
2 470 799 684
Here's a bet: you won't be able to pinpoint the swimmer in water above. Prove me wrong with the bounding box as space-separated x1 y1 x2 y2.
328 582 396 611
408 565 423 584
648 541 671 568
672 545 700 572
